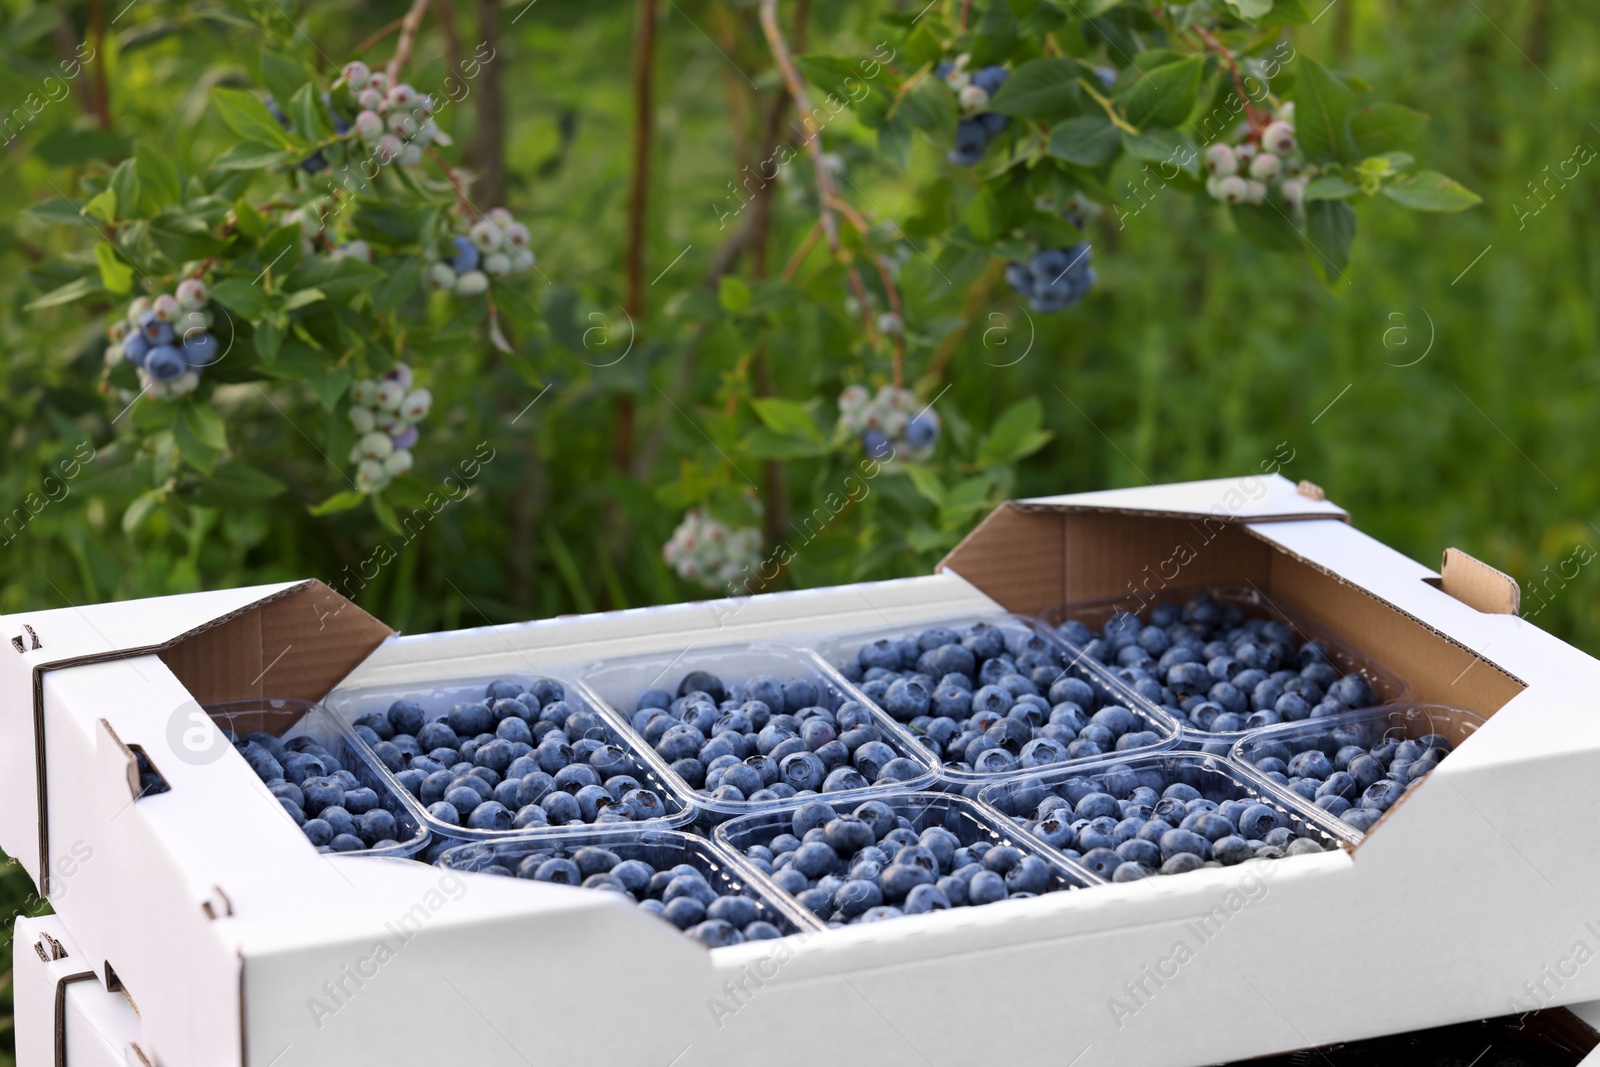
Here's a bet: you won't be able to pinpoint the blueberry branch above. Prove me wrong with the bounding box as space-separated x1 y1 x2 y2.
1077 77 1139 135
758 0 878 350
386 0 433 85
1191 24 1269 130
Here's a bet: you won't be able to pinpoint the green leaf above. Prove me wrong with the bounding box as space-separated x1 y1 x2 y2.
210 278 272 320
283 257 386 302
979 398 1053 466
233 198 268 238
1305 175 1359 200
24 276 102 311
1382 171 1482 212
751 397 823 442
110 160 142 221
905 464 946 509
1121 128 1200 175
903 23 945 68
898 75 959 134
1293 57 1353 163
370 492 403 536
282 288 325 311
988 58 1080 120
309 490 367 517
181 457 287 505
307 363 356 411
135 141 182 208
26 197 99 227
94 243 134 295
1223 0 1275 17
1305 199 1355 282
719 275 751 315
174 412 222 473
212 88 302 150
253 317 283 363
83 189 117 223
289 82 332 144
370 257 422 313
211 141 296 171
1047 117 1121 166
1121 57 1203 130
34 126 129 166
1257 0 1312 25
123 489 165 534
258 50 310 113
1230 203 1303 252
1348 102 1429 157
147 218 227 261
180 401 229 451
964 186 1002 243
742 429 828 459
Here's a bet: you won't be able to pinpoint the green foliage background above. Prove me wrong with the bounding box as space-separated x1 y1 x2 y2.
0 0 1594 1060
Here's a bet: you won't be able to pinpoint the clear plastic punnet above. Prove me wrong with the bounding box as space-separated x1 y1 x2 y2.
575 643 938 827
1229 703 1486 839
322 673 696 845
715 791 1099 929
205 698 430 859
809 613 1180 788
434 827 818 943
977 751 1352 882
1038 583 1412 752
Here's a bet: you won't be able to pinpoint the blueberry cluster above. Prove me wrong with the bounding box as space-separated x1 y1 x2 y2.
989 761 1333 881
738 799 1063 925
1004 243 1095 313
662 509 763 590
1239 724 1456 833
136 750 169 797
104 282 220 398
1059 593 1380 735
340 60 442 169
235 731 405 853
837 384 940 461
426 207 534 297
353 677 673 832
837 622 1165 776
933 59 1011 166
627 671 926 804
1204 105 1307 209
346 363 431 493
450 843 786 947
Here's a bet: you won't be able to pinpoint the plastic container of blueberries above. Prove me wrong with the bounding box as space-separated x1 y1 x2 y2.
433 827 820 937
1228 703 1486 840
574 644 940 828
1037 584 1412 753
975 750 1354 878
806 613 1182 790
321 674 697 844
715 791 1102 927
204 698 431 860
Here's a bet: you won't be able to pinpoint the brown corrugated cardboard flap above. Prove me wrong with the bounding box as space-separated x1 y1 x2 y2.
1438 547 1521 616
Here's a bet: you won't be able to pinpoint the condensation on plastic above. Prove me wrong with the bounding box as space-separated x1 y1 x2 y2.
975 750 1355 881
715 791 1101 929
573 643 940 827
806 614 1181 789
205 698 431 860
1228 703 1486 840
322 674 697 844
1037 584 1413 751
434 827 819 938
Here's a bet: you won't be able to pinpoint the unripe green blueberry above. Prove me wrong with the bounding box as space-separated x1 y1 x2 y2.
358 431 395 460
341 61 371 88
374 135 403 164
358 87 384 112
401 388 432 421
958 84 989 113
487 207 514 228
1244 179 1267 204
1281 177 1309 210
176 279 208 309
1262 121 1296 155
375 380 406 412
1249 152 1281 181
103 344 123 368
1235 142 1258 165
366 71 390 94
471 220 504 252
354 110 384 141
383 449 413 477
153 294 181 321
398 144 422 167
484 252 512 277
1204 143 1238 177
503 222 530 249
427 263 457 290
454 270 489 296
352 379 380 406
355 459 389 493
386 83 417 110
349 406 377 433
126 297 151 325
1217 175 1249 203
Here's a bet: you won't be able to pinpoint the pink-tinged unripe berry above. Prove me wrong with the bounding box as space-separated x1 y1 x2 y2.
957 85 989 114
388 111 419 138
415 94 435 118
107 320 128 343
398 144 422 167
384 361 413 388
1204 143 1238 177
1262 121 1296 156
176 279 208 309
1234 141 1258 164
355 110 384 141
1281 177 1308 210
365 71 390 94
152 294 180 321
1249 152 1282 181
1243 179 1267 204
470 219 504 251
486 207 514 228
391 424 419 450
374 135 403 164
387 83 417 110
341 61 371 88
358 88 384 112
503 222 530 249
1217 175 1249 204
126 296 151 324
375 380 406 412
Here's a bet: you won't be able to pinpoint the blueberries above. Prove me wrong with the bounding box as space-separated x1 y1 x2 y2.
234 726 411 855
988 757 1333 877
1006 243 1095 314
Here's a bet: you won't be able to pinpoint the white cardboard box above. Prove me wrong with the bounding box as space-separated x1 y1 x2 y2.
6 473 1600 1067
13 914 146 1067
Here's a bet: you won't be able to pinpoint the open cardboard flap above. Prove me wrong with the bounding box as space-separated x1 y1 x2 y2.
0 580 393 889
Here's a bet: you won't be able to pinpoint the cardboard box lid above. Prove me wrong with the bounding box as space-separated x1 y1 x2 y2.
0 580 393 886
1013 473 1348 521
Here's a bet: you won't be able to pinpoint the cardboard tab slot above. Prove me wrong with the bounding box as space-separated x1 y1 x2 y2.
1438 546 1521 615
